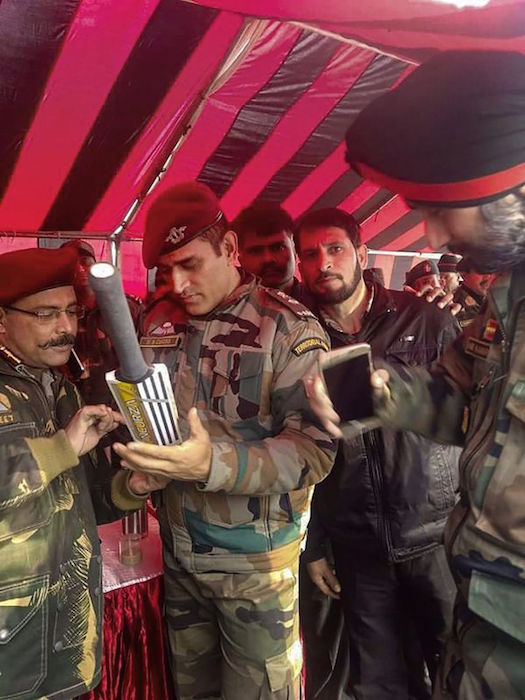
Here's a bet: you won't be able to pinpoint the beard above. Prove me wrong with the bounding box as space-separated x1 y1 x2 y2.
259 261 293 288
310 265 362 305
449 241 521 274
451 194 525 273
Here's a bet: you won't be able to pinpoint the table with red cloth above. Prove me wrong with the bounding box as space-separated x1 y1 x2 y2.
80 514 175 700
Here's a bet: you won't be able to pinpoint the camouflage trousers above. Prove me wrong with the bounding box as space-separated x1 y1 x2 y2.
162 539 302 700
434 599 525 700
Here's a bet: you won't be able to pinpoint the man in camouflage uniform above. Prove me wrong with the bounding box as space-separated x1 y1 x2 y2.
114 182 336 700
0 247 149 700
330 51 525 698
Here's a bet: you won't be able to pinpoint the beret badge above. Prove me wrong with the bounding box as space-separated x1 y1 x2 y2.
166 225 187 246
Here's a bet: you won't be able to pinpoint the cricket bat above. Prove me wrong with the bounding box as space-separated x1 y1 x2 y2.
88 262 181 445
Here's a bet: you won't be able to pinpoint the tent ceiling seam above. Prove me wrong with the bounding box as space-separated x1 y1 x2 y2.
290 21 416 65
113 17 269 242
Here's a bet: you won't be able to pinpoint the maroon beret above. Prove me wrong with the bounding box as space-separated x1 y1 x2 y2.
405 259 439 286
143 182 226 269
60 239 96 260
0 247 77 306
438 253 461 274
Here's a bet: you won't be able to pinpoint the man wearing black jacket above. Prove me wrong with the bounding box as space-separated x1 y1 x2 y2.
296 208 460 700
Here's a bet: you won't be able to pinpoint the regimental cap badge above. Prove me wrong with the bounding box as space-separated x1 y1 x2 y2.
166 225 187 245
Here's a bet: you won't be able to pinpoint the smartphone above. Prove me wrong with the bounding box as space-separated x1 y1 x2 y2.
321 343 375 423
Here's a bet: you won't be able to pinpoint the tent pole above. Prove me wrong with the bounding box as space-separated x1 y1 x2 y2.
109 238 118 268
0 231 114 240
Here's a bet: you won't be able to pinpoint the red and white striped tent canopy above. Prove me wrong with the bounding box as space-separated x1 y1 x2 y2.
1 0 524 292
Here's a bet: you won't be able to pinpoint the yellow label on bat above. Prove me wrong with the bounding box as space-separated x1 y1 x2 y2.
108 380 156 443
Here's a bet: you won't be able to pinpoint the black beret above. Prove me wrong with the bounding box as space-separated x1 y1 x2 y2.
438 254 461 273
405 259 439 286
346 51 525 206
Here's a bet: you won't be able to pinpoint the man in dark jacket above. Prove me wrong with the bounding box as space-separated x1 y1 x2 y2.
0 247 150 700
296 208 460 699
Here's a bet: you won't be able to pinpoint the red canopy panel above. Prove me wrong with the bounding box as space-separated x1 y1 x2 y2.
129 25 413 234
189 0 525 61
0 0 523 295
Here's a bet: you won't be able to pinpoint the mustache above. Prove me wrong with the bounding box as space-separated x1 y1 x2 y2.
260 263 285 275
315 272 343 284
39 334 76 350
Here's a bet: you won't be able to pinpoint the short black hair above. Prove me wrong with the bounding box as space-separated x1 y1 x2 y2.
232 202 293 245
294 208 361 253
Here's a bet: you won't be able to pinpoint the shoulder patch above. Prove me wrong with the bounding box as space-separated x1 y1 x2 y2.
0 392 14 425
4 385 29 401
292 337 329 356
262 287 316 320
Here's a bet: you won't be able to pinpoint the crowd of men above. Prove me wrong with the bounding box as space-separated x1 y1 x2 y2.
0 49 524 700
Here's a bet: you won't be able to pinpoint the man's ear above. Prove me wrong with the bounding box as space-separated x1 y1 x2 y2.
222 230 239 264
0 307 7 334
357 244 368 270
297 259 304 282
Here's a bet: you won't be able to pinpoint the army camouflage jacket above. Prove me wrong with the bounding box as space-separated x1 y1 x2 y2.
0 350 143 700
376 263 525 644
140 274 336 574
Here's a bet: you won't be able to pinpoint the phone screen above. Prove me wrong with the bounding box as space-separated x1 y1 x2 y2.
322 352 374 422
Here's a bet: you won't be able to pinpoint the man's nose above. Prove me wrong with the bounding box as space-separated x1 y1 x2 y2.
425 218 450 250
171 269 189 294
319 251 332 271
261 248 275 263
55 310 75 334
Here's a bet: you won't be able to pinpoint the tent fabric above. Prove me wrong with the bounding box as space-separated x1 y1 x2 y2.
0 0 524 295
189 1 525 61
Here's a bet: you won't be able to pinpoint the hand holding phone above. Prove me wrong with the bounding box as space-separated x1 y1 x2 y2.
320 343 380 435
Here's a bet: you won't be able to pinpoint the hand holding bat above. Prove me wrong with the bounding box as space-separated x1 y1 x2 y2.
114 407 211 482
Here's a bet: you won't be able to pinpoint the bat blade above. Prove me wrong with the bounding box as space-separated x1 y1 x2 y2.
106 364 181 445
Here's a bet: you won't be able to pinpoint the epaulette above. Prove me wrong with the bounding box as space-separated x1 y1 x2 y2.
261 287 317 321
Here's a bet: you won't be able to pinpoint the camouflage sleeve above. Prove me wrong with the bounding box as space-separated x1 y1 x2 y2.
376 319 481 445
201 319 336 495
0 430 79 511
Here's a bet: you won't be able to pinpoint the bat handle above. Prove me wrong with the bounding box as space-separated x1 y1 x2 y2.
88 262 150 383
